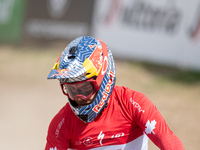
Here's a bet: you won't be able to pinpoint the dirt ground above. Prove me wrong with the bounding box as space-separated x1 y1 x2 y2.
0 45 200 150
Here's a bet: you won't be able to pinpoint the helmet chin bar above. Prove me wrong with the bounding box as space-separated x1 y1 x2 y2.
77 103 107 122
68 97 90 122
76 104 108 123
69 94 110 123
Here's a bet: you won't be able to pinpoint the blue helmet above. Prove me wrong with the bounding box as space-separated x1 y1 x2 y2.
47 36 116 123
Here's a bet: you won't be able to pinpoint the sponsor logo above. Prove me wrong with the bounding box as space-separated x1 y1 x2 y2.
101 56 108 76
93 71 114 113
83 137 93 146
130 98 145 113
97 131 105 145
98 0 181 34
111 132 125 138
97 131 125 146
51 68 69 77
93 92 108 113
145 119 157 134
55 118 65 138
74 137 93 146
25 19 89 39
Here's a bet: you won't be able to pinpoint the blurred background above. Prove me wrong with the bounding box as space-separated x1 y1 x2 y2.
0 0 200 149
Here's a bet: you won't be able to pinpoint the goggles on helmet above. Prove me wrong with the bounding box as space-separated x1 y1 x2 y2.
60 79 99 101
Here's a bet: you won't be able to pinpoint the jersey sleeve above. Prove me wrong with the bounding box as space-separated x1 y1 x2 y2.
125 88 185 150
45 105 70 150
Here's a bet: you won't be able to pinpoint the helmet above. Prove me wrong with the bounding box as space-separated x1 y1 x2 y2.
47 36 116 123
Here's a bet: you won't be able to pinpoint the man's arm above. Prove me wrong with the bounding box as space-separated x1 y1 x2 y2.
131 92 185 150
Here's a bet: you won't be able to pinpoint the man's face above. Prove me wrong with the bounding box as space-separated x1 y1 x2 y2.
62 80 98 106
74 93 97 106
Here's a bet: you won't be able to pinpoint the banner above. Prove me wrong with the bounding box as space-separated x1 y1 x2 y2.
0 0 26 43
24 0 94 42
92 0 200 71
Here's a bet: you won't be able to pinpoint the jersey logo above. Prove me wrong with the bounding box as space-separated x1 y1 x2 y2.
111 132 125 138
55 118 65 138
97 131 105 145
145 120 157 134
83 137 93 146
130 98 145 113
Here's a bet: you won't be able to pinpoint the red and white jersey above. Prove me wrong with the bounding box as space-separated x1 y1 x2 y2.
45 86 184 150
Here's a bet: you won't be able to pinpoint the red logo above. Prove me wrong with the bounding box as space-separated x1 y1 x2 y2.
51 68 69 77
93 71 114 113
88 45 103 72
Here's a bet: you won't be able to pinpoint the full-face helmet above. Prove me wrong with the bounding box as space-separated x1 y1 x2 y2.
47 36 116 123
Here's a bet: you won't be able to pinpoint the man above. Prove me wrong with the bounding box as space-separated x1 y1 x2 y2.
45 36 184 150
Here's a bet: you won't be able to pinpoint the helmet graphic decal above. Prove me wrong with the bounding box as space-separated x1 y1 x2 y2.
83 44 103 79
47 36 98 82
47 36 116 123
93 70 114 113
88 44 103 72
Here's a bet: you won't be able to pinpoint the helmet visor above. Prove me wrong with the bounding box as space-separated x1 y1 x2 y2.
61 80 99 100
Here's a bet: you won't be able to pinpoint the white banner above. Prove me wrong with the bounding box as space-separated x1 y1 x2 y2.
91 0 200 71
